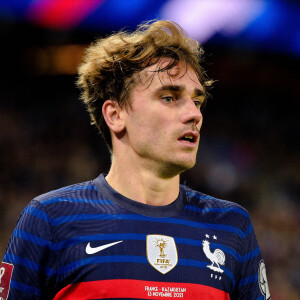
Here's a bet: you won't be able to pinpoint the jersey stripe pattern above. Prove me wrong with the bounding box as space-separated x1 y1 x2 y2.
1 174 267 299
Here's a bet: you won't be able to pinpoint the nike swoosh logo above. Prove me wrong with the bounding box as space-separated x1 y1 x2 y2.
85 240 123 255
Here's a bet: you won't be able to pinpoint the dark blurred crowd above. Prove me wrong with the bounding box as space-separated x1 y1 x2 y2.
0 45 299 298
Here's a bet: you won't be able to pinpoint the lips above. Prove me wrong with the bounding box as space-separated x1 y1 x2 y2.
177 131 199 144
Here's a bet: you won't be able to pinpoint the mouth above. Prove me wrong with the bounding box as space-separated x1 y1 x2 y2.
177 131 199 145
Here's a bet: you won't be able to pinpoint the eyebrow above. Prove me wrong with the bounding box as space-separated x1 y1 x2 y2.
156 85 183 93
194 88 205 98
155 85 205 97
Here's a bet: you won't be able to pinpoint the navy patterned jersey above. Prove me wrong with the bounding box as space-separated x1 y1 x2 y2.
1 174 270 299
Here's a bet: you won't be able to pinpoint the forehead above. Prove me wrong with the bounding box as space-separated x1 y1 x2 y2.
137 58 203 91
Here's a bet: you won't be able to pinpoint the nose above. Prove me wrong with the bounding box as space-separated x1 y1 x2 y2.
181 97 203 129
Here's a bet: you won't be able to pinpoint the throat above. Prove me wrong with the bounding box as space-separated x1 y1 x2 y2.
105 168 180 206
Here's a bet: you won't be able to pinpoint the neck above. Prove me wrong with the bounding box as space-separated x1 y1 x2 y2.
106 154 180 206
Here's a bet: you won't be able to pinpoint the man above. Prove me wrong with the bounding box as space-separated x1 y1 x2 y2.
0 20 270 299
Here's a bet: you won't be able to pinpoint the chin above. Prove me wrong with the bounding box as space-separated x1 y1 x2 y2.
181 161 196 172
163 159 196 177
178 155 197 169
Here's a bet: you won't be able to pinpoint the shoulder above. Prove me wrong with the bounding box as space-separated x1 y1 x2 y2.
22 178 105 221
181 185 252 230
34 179 98 205
183 185 249 213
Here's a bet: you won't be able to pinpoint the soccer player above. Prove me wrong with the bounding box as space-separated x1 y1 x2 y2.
0 20 270 299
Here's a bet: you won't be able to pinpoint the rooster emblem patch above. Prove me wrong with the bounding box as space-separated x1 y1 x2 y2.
202 240 225 273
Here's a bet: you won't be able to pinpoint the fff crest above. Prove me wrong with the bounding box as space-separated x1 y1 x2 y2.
146 234 178 274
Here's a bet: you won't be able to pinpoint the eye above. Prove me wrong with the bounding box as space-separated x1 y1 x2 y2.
193 100 202 109
193 96 206 110
161 96 175 103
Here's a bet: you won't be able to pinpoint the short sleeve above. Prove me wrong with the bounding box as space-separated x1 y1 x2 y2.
1 200 58 299
233 217 271 300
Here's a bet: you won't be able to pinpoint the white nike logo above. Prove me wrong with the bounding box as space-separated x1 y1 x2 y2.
85 240 123 255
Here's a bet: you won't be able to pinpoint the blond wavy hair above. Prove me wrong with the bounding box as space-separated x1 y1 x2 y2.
77 20 212 150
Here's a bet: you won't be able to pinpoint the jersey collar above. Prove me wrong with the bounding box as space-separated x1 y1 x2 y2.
93 174 186 218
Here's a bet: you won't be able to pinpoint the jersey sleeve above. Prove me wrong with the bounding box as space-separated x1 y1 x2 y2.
1 200 58 299
233 216 271 300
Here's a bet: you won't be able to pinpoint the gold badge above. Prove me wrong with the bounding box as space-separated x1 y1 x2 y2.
146 235 178 274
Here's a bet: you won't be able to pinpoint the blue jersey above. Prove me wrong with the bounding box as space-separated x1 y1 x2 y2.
1 174 270 299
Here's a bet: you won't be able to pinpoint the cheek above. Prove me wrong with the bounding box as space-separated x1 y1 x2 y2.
146 117 168 136
127 103 172 143
134 110 158 130
136 117 169 147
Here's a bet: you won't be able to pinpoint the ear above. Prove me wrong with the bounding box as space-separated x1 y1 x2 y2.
102 100 125 133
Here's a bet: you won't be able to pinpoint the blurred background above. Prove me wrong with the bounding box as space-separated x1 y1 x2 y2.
0 0 299 298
